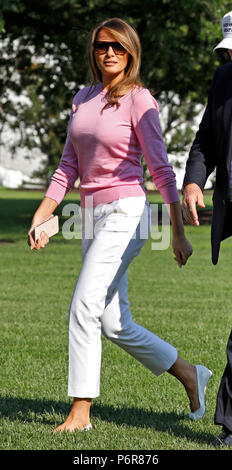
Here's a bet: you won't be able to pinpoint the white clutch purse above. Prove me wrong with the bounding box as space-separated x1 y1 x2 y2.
33 215 59 241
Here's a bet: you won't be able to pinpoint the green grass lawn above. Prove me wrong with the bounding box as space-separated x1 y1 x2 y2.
0 187 231 450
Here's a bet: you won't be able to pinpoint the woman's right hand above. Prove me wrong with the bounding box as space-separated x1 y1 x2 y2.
28 228 49 251
28 221 50 251
27 197 58 251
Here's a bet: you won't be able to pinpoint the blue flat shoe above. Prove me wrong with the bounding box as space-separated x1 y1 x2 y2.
189 365 212 420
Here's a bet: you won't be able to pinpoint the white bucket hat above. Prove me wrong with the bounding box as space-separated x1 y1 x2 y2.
214 11 232 50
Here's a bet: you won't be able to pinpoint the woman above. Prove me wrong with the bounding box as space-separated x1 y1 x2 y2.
28 18 212 432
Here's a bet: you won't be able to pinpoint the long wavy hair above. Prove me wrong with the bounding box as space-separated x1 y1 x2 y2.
87 18 143 109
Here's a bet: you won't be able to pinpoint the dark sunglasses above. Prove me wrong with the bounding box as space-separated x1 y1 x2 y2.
94 41 127 56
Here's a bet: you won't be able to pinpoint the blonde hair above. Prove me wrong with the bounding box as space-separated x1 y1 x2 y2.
87 18 143 109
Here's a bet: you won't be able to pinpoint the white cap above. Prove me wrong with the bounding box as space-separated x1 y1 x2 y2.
214 11 232 51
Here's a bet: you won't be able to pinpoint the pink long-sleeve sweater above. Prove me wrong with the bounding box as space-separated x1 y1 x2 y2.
45 84 179 207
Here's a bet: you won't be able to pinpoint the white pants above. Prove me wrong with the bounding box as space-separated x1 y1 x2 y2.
68 196 178 398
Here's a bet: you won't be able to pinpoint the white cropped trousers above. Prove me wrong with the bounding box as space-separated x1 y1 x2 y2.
68 196 178 398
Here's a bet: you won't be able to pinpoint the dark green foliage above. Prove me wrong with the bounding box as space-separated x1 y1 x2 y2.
0 1 231 179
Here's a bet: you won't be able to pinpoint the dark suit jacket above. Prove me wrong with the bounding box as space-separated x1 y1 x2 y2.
183 62 232 265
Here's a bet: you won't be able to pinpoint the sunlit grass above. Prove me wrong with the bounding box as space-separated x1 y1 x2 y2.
0 187 230 450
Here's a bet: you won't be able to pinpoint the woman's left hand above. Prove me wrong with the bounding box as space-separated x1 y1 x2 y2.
172 234 193 267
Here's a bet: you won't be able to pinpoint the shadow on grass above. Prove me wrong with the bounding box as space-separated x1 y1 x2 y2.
0 396 214 444
0 195 212 239
0 197 81 236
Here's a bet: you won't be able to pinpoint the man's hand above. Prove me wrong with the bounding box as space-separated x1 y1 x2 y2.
182 183 205 226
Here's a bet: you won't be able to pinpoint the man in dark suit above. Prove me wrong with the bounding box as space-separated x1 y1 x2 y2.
182 11 232 448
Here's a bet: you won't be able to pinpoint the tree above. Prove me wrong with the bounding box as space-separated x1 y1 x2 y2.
0 0 231 184
0 0 92 183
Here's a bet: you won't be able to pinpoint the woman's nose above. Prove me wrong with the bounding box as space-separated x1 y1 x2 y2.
106 46 115 56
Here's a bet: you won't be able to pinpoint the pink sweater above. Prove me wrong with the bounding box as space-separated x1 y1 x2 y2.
45 84 179 207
